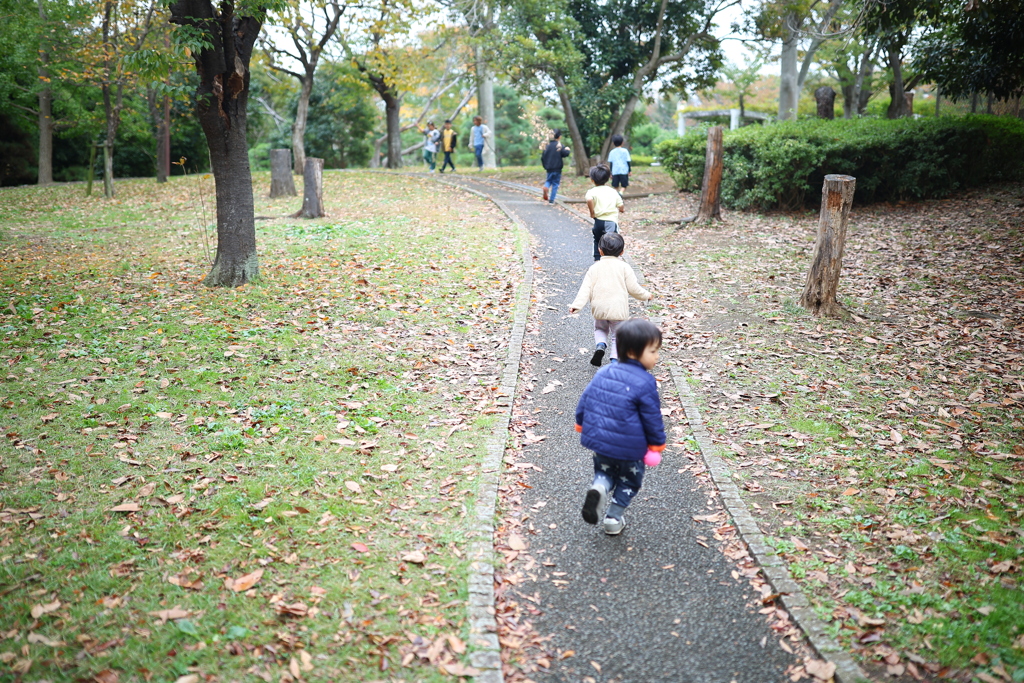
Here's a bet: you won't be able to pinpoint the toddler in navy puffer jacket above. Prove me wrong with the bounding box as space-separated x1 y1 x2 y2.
575 318 666 535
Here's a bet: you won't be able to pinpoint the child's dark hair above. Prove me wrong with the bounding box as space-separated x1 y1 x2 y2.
612 134 624 147
598 231 624 257
552 128 562 139
589 164 611 185
617 318 662 360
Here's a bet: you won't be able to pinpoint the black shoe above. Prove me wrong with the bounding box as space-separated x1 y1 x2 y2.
590 348 605 367
582 484 608 525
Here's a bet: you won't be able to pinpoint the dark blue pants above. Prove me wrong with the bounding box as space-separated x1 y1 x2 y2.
474 143 484 169
544 170 562 202
592 453 645 511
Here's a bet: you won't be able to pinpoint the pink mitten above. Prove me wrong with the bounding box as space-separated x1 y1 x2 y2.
643 449 662 467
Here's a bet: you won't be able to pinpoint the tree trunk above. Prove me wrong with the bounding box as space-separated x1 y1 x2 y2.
292 76 313 174
37 86 54 185
799 174 856 317
778 17 800 121
601 93 641 160
102 140 114 198
692 126 723 222
36 0 53 185
298 157 324 218
382 90 402 169
203 110 259 287
886 44 906 119
935 86 941 116
815 86 836 119
475 48 496 169
86 142 97 196
553 73 590 176
270 148 296 197
170 0 263 288
158 94 170 183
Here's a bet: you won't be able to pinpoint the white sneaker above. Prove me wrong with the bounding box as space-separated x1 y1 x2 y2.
603 515 625 535
581 484 608 525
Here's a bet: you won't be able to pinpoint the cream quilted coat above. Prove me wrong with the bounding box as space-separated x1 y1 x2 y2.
569 256 651 321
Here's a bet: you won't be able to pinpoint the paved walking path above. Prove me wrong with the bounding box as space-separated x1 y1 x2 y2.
445 176 798 682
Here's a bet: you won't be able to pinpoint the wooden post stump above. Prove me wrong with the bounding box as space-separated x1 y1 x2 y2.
298 157 324 218
270 149 296 197
815 86 836 119
800 174 856 317
684 125 723 223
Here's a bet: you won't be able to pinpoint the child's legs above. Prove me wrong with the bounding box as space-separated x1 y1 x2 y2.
594 454 645 515
474 144 484 168
594 318 610 347
591 454 615 491
547 171 561 201
592 220 605 260
605 319 621 359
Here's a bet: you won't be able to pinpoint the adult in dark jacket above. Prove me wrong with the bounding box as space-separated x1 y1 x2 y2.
540 129 571 203
575 318 666 534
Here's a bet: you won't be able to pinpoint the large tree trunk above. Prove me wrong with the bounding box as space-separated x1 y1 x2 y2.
101 0 116 198
800 174 856 317
298 157 324 218
553 73 590 176
291 76 313 174
37 87 54 185
270 148 296 196
148 87 171 183
601 93 641 160
170 0 263 288
382 90 402 169
36 0 53 185
886 44 907 119
691 126 723 223
778 16 800 121
475 48 496 169
157 94 170 182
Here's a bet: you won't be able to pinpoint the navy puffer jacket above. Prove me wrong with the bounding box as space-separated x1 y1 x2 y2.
575 359 666 461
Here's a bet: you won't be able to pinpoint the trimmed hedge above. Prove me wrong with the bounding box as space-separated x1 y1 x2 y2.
655 116 1024 210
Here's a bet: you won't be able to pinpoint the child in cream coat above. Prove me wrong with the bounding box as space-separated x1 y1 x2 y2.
568 232 652 366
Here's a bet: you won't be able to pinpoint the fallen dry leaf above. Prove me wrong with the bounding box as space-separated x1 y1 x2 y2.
226 568 263 592
507 535 527 551
805 659 837 681
109 502 141 512
401 550 426 564
30 599 61 619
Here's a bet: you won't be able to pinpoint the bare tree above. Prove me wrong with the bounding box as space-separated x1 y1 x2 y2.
262 0 348 174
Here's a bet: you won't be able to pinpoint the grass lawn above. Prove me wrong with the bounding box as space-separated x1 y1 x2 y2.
0 171 522 682
626 184 1024 682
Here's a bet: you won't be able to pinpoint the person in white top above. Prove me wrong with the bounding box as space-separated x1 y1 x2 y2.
419 121 440 171
584 164 624 261
607 134 631 194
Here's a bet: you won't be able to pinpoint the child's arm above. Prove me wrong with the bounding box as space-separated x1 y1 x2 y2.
624 266 652 301
587 198 597 219
637 379 667 450
617 195 625 214
568 270 594 313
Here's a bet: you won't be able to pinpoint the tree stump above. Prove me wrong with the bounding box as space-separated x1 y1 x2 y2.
270 149 297 197
685 125 723 223
298 157 325 218
815 86 836 119
800 174 856 317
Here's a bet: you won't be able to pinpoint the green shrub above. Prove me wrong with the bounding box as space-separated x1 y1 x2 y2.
655 116 1024 210
631 155 655 166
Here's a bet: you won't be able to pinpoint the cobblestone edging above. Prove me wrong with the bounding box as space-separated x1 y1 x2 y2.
666 364 870 683
425 176 533 683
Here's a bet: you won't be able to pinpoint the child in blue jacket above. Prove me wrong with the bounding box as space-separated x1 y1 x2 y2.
575 318 666 535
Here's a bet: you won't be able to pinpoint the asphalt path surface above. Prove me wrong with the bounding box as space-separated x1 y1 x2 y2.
445 176 797 683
